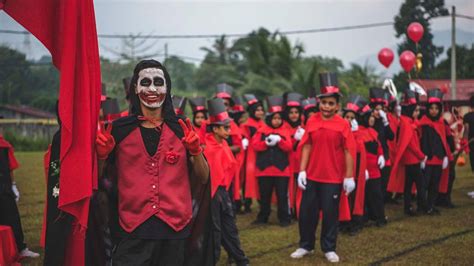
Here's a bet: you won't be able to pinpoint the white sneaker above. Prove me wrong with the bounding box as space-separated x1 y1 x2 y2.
325 251 340 263
20 248 40 258
290 248 312 259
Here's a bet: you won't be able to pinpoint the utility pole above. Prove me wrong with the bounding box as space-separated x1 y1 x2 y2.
451 6 456 100
164 43 168 61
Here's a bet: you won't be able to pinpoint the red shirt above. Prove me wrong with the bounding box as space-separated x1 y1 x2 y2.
301 113 356 184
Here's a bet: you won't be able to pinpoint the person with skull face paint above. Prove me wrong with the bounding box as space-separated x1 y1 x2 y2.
95 60 212 266
291 73 356 263
388 89 427 216
418 88 453 215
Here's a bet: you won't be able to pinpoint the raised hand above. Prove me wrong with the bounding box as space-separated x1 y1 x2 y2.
96 123 115 160
179 118 203 156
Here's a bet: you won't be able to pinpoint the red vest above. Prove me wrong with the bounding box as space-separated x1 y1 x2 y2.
115 124 192 233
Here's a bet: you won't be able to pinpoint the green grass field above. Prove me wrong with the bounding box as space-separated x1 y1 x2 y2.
13 152 474 265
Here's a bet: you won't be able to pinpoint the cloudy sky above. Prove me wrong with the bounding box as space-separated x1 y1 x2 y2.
1 0 473 72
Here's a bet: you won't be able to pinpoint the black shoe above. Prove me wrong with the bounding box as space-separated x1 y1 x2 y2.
404 209 416 216
445 202 455 209
244 207 252 214
279 221 291 227
426 208 441 215
376 218 388 227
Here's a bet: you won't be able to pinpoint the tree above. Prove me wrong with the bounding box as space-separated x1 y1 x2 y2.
340 62 381 98
394 0 448 78
431 44 474 79
163 56 196 91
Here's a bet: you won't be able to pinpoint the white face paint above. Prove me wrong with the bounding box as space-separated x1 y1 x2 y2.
135 68 167 109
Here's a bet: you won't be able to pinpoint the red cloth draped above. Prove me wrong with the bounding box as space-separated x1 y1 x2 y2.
2 1 101 264
0 225 20 266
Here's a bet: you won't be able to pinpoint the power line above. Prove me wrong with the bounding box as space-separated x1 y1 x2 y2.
456 14 474 20
0 21 395 40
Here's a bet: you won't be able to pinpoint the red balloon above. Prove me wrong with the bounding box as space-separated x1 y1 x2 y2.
399 50 416 73
407 22 424 43
378 48 394 68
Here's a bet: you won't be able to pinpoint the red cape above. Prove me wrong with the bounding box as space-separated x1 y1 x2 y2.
388 116 414 193
418 116 453 193
242 118 264 199
352 130 369 216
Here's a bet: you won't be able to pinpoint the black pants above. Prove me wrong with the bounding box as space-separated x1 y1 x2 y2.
212 187 248 266
365 178 385 222
424 165 442 211
380 166 391 200
257 176 290 223
0 192 26 251
112 238 185 266
298 180 341 252
404 164 426 212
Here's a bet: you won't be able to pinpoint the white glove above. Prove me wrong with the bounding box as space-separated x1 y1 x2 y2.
265 136 277 147
270 134 281 143
420 156 428 170
12 182 20 202
350 119 359 132
378 155 386 169
343 177 355 195
294 127 305 141
297 171 307 190
442 156 449 169
379 110 389 126
242 138 249 150
365 170 370 180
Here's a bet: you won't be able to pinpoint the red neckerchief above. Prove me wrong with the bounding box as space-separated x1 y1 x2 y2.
137 115 163 132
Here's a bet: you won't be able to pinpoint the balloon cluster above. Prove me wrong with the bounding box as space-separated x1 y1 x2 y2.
377 22 424 73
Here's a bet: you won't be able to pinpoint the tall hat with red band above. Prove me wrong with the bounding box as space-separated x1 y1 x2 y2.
344 94 370 114
427 88 443 104
101 83 107 101
189 96 207 114
400 89 418 106
232 96 245 113
172 95 187 115
301 97 318 110
318 72 341 98
266 95 284 114
215 83 234 99
369 87 389 107
243 94 260 107
207 98 231 125
284 92 304 107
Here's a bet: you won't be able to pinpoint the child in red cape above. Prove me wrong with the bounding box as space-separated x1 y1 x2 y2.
291 73 356 263
204 98 249 266
251 95 293 227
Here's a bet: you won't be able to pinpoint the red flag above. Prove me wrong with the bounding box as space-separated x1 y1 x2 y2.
2 0 101 261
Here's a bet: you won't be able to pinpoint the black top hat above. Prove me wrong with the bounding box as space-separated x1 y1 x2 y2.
101 98 120 116
344 94 370 113
122 77 132 100
427 88 443 104
400 89 418 106
369 87 389 106
208 98 231 125
318 72 341 98
232 96 245 113
302 97 318 111
216 83 234 99
285 92 304 107
266 95 284 114
189 97 207 113
172 95 187 115
243 94 260 107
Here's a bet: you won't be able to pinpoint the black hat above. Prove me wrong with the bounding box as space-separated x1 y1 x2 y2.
101 98 120 117
101 83 107 101
189 96 207 113
369 87 388 106
243 94 260 107
318 72 341 98
216 83 234 99
232 96 245 113
302 97 317 111
344 94 370 113
427 88 443 104
207 98 231 125
285 92 304 107
172 95 187 115
266 95 283 114
400 89 418 106
122 77 131 100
